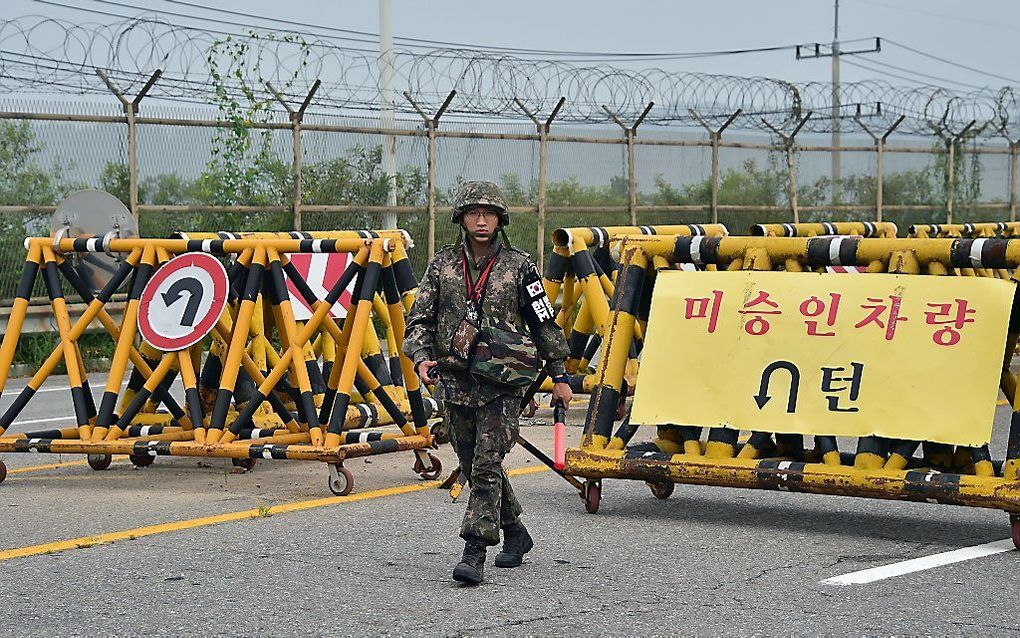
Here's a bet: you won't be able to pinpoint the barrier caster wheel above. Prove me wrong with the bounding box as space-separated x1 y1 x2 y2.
416 453 443 480
0 460 6 485
429 420 450 446
1011 514 1020 551
328 464 354 496
232 457 257 472
87 454 112 471
129 453 154 468
648 481 674 500
583 480 602 514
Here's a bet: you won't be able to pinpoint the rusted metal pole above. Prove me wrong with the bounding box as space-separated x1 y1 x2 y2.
946 139 957 224
515 97 565 268
787 145 800 223
538 98 564 268
691 109 741 224
268 81 319 231
762 113 811 225
405 90 455 259
127 103 139 218
626 128 637 225
96 69 161 222
875 137 884 223
1010 141 1018 223
603 103 653 227
538 125 548 263
426 121 437 259
856 113 905 224
292 118 302 230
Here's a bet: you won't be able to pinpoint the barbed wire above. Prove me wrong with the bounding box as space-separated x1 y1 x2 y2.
1 14 1017 138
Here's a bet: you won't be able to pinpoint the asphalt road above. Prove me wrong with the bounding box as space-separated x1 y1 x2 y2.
0 373 1018 637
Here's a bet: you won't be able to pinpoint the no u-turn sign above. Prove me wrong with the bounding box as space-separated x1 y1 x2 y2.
138 253 229 351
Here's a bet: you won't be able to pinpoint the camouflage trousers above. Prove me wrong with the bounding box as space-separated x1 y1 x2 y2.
446 396 523 546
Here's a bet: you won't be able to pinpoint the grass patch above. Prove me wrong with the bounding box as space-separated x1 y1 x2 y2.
12 332 116 372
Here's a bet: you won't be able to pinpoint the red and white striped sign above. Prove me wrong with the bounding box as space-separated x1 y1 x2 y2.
826 266 868 274
284 253 354 321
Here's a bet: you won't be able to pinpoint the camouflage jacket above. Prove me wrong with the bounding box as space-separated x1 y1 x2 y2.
403 238 568 407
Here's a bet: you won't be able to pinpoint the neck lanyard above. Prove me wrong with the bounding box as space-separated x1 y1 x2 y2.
462 243 500 306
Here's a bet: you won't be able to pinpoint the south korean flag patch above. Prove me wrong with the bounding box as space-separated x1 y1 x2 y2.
521 264 556 326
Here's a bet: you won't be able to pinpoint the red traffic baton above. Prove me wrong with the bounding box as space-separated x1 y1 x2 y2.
553 400 566 471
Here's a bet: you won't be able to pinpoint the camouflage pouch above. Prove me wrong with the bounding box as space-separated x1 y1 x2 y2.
470 316 541 388
443 314 481 371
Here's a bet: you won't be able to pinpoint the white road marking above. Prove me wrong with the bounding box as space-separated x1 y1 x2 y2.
821 539 1015 585
2 380 132 396
11 415 77 427
3 381 184 428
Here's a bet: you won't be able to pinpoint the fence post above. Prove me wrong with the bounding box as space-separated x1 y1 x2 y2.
762 113 811 224
855 112 904 223
928 110 978 225
1010 140 1018 223
947 121 977 224
96 68 161 222
945 138 956 224
603 102 654 226
690 109 741 224
515 97 564 269
268 80 320 231
405 90 455 259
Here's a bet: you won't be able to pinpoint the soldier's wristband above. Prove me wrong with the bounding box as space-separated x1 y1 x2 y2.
552 374 569 384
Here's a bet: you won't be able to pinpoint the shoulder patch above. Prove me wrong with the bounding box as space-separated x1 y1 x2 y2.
520 262 556 325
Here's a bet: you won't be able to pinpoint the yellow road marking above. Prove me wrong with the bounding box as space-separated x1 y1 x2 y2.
8 460 90 474
0 464 551 562
6 456 128 475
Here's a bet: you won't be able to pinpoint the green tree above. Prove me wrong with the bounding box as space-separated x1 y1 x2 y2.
99 162 147 207
0 122 84 296
0 121 76 207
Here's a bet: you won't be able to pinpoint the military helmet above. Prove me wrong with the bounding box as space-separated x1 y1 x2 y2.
451 180 509 226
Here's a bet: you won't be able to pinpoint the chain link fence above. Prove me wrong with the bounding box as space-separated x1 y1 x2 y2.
2 96 1017 303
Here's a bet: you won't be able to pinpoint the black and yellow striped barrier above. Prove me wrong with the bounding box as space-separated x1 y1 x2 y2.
751 221 898 238
908 222 1020 240
567 234 1020 548
542 222 886 396
541 224 729 394
0 231 442 495
907 223 1020 280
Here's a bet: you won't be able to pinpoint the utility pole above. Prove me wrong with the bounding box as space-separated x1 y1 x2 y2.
796 5 880 208
831 0 841 204
379 0 398 229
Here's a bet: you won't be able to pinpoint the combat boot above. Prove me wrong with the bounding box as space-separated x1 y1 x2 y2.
452 539 487 584
494 521 533 568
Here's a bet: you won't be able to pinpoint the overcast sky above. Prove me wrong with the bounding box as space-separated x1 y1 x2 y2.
5 0 1020 91
4 1 1018 193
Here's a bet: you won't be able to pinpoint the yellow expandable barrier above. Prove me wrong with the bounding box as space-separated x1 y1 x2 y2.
541 224 729 394
0 231 442 496
751 221 898 238
908 222 1020 240
567 233 1020 548
907 223 1020 280
541 222 887 396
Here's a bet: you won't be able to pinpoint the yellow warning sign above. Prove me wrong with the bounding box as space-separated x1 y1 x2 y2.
630 270 1015 446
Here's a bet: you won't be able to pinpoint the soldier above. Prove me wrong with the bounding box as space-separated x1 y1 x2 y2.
404 180 572 585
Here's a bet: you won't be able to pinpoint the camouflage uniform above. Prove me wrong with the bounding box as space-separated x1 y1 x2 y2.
403 183 568 546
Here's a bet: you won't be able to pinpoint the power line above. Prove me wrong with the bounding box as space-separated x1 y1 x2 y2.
161 0 833 59
884 39 1020 86
840 57 987 92
28 0 416 62
850 0 1020 34
841 55 994 91
91 0 826 62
